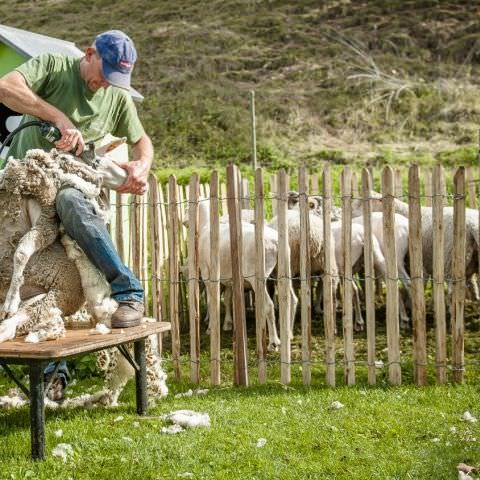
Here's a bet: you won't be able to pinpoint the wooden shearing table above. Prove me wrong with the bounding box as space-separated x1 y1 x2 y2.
0 321 171 460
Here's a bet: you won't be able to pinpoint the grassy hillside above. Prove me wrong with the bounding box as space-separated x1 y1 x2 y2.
2 0 480 171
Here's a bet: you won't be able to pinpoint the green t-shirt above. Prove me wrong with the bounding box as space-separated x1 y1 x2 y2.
7 53 145 160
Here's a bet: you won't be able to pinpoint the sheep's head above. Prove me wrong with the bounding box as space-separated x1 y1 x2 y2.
287 191 300 209
351 190 383 217
288 191 323 216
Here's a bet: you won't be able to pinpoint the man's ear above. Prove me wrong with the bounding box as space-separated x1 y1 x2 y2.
84 47 96 62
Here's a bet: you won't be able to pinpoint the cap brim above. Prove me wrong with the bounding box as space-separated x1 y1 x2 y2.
102 59 131 90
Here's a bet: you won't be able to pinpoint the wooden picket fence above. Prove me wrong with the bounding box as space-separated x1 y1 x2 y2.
108 163 479 388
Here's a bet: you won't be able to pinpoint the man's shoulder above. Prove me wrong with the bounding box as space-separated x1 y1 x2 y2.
17 52 78 73
40 53 78 69
106 86 135 107
109 86 131 100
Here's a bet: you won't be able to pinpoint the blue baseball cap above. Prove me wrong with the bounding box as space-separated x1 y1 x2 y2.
95 30 137 90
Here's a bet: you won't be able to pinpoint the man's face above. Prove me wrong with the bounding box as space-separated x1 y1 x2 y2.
82 48 111 92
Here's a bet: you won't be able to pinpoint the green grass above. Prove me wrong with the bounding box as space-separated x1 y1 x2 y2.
0 377 479 479
1 322 480 478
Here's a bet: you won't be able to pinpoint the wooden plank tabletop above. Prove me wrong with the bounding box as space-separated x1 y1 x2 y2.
0 320 171 360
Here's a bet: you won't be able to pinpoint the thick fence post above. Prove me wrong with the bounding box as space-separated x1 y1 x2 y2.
432 165 447 383
382 166 401 385
188 174 200 383
148 175 164 351
158 185 168 263
115 192 125 262
341 167 355 385
408 165 427 385
130 194 141 277
142 190 149 315
177 185 188 327
322 164 336 387
277 169 291 385
168 176 181 379
452 167 466 383
362 169 376 385
209 172 221 386
299 167 311 385
227 164 248 386
254 168 267 383
158 185 169 320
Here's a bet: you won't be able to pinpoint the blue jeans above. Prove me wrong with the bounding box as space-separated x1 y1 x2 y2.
45 188 144 384
44 360 70 387
56 187 144 303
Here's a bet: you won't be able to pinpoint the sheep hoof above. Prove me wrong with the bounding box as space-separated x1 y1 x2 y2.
400 319 410 331
0 317 18 343
267 340 280 352
0 297 20 320
0 308 13 321
354 322 365 333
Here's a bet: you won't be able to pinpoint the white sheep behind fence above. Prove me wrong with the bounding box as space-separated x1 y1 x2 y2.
268 209 339 326
288 190 411 328
352 191 480 309
196 198 298 351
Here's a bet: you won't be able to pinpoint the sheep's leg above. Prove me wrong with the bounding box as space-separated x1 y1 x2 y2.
352 281 365 332
1 220 57 320
398 264 412 330
289 283 298 338
466 275 480 302
313 279 323 316
398 291 410 330
69 334 168 408
263 287 280 351
0 310 28 343
222 286 233 332
144 332 169 399
97 349 132 407
331 276 339 336
0 293 47 343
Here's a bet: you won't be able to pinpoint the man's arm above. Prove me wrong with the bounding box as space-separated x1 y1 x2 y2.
115 133 154 195
0 71 85 154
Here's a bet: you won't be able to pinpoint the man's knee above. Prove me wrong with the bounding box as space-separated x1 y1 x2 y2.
56 188 84 219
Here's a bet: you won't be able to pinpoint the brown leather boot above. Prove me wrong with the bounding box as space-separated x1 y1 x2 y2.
111 301 144 328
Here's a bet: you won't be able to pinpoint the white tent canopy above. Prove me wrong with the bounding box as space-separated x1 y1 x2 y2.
0 24 144 102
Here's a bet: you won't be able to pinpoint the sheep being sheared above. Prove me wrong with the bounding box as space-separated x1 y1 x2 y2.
0 148 103 340
0 148 168 405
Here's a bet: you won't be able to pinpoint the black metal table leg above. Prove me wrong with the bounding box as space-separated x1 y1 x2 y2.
29 362 45 460
134 339 147 415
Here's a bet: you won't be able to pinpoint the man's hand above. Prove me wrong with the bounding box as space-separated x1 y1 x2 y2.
53 115 85 156
115 160 149 195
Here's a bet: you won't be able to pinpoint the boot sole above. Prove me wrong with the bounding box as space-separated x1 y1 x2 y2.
111 317 142 329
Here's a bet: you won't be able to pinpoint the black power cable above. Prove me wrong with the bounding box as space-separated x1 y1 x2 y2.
0 120 61 160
